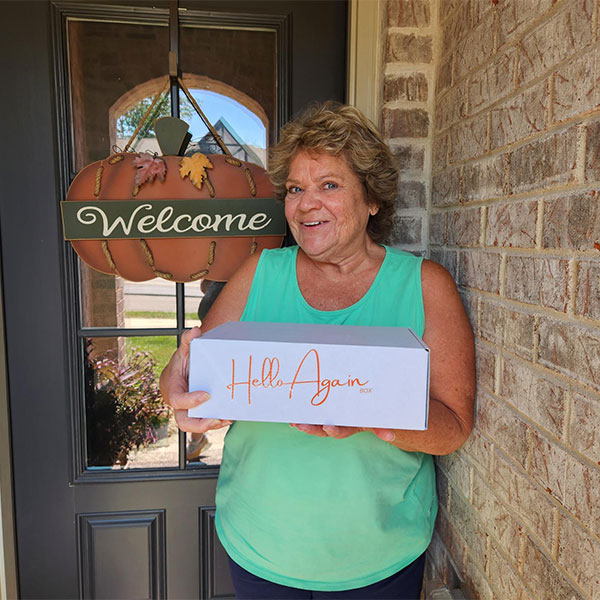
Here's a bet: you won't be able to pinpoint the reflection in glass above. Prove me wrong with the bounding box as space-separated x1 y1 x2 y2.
123 279 178 329
186 427 229 468
84 336 178 470
181 89 267 167
80 264 181 329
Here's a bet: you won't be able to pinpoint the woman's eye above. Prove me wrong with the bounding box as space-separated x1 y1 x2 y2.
287 186 301 194
324 182 338 190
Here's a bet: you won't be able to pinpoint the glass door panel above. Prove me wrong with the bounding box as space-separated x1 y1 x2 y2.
84 335 178 470
68 15 278 474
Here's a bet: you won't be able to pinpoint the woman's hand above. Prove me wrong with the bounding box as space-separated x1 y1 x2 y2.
290 424 396 443
159 326 231 434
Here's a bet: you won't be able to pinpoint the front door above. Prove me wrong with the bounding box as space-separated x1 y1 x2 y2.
0 1 346 597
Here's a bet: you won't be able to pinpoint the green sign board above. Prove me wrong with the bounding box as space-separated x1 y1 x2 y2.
61 197 285 240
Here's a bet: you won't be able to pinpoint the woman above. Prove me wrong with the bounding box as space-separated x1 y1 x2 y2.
160 102 475 599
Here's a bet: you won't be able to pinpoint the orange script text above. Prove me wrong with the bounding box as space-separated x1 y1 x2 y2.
226 349 369 406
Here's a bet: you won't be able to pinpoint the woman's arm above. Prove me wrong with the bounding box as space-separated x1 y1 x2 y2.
158 253 262 433
293 260 476 455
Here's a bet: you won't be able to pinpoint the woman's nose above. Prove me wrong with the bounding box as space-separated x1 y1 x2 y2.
298 188 322 210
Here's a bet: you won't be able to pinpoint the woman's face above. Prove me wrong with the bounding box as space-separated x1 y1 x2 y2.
284 150 376 263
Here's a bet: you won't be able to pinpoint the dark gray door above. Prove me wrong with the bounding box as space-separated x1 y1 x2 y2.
0 1 346 598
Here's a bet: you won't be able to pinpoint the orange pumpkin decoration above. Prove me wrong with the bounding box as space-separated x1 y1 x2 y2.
65 151 284 282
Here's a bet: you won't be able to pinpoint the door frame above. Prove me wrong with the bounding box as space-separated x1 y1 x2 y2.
0 0 384 593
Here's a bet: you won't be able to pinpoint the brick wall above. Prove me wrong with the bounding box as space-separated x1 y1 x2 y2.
382 0 435 253
425 0 600 598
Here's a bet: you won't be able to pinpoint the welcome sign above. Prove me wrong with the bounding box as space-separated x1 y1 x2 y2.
61 197 286 240
189 321 430 430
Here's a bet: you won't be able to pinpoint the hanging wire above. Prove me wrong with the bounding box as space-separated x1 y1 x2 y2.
123 76 171 152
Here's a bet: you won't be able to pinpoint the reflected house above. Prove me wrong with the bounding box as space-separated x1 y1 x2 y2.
187 117 266 167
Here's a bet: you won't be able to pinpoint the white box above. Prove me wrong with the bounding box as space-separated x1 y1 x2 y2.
188 321 429 430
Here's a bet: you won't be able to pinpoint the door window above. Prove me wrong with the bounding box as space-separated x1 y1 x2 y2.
67 15 276 472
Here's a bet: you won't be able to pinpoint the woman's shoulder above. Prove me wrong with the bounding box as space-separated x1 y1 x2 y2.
380 246 423 277
382 245 423 262
257 244 298 266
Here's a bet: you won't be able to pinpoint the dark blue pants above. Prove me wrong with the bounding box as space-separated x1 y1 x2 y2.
227 552 426 599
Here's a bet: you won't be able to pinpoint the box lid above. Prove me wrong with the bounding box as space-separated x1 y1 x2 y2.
201 321 428 350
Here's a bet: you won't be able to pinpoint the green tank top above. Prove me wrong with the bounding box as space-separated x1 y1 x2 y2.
215 245 437 591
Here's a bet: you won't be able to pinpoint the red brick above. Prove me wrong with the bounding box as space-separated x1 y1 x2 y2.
502 308 536 360
382 107 429 138
496 0 554 49
449 114 488 163
447 207 481 246
435 507 467 577
504 256 570 312
462 428 492 474
432 167 460 206
469 49 516 115
478 298 506 345
543 190 600 251
458 251 501 293
476 340 496 393
538 319 600 391
432 133 449 173
477 392 529 468
522 536 587 600
392 144 425 171
576 260 600 321
437 451 471 501
516 2 595 87
494 449 556 548
436 55 453 96
563 455 600 538
585 120 600 182
384 73 428 103
455 11 495 81
500 356 567 440
463 559 493 600
472 0 494 26
509 126 578 194
451 487 490 571
528 429 568 503
459 289 479 328
429 211 446 244
439 0 462 23
568 390 600 465
386 0 431 28
488 544 527 600
486 199 537 248
553 50 600 124
557 515 600 597
441 1 471 55
490 80 549 150
462 155 506 202
436 80 468 132
386 32 433 63
429 248 457 279
387 215 422 245
396 180 426 208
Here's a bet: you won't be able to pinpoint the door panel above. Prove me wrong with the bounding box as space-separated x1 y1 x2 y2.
79 510 166 599
0 1 346 598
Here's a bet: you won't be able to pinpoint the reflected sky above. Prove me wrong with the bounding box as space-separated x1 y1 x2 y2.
185 89 266 148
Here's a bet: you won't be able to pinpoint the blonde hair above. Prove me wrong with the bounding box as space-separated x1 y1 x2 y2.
269 101 397 242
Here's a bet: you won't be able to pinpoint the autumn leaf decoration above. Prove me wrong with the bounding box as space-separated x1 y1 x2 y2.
179 153 213 190
133 154 167 187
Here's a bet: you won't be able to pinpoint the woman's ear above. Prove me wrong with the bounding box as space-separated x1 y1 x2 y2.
368 206 379 216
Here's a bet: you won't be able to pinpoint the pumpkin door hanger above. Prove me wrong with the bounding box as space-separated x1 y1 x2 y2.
62 83 284 283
